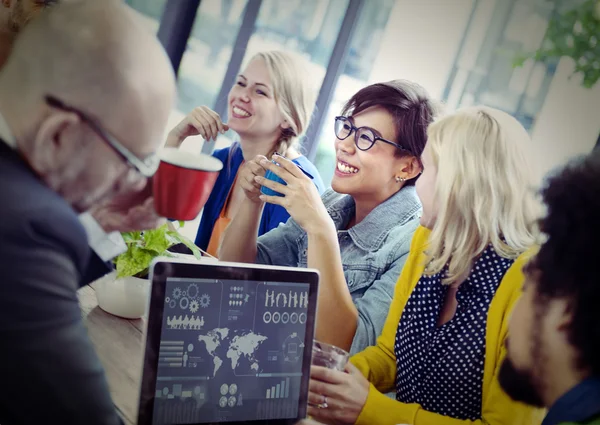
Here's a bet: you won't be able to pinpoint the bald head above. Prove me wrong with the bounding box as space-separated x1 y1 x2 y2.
0 0 176 211
1 0 175 134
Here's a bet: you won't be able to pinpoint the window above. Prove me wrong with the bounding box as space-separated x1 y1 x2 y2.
246 0 348 72
443 0 559 130
177 0 249 116
124 0 187 136
232 0 350 145
312 0 395 187
185 0 351 153
124 0 166 32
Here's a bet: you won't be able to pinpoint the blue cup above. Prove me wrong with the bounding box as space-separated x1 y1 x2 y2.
260 159 314 197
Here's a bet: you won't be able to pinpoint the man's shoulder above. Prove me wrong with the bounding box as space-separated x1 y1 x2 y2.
559 417 600 425
0 155 88 269
0 156 81 224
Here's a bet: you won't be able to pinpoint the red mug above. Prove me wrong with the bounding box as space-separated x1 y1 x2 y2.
153 148 223 221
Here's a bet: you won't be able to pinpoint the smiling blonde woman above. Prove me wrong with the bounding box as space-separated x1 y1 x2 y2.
308 106 545 425
166 50 325 257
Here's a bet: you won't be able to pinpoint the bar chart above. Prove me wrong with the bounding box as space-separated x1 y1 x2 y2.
256 399 297 420
153 399 200 425
158 341 184 367
265 377 290 399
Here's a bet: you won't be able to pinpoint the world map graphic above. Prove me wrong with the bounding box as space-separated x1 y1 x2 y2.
197 328 268 377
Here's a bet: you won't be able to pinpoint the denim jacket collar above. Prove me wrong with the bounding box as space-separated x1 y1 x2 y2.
326 186 421 251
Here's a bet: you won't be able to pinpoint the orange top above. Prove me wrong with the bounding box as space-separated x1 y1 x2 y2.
206 171 238 257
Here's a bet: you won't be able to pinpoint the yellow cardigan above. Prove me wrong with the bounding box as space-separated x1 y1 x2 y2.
351 226 545 425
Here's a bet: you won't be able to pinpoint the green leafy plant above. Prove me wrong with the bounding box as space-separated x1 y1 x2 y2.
114 222 202 278
514 0 600 88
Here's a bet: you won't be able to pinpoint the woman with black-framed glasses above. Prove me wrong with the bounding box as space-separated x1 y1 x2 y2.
220 80 440 354
334 115 418 154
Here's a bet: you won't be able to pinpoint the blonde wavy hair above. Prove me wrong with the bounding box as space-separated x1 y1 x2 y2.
250 51 316 157
425 106 540 284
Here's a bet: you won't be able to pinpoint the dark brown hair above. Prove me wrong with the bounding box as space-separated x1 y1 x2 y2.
341 79 439 185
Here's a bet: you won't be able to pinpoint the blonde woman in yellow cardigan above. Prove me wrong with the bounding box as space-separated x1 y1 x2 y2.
307 106 546 425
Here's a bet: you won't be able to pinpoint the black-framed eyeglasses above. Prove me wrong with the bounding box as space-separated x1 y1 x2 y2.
334 115 411 153
45 95 160 178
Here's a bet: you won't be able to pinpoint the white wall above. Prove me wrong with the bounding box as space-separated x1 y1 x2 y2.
368 0 475 99
368 0 599 186
530 57 600 183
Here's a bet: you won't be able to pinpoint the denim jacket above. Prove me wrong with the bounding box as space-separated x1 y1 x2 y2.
255 186 422 354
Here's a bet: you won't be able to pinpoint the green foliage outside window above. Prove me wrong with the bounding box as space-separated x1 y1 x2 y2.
515 0 600 88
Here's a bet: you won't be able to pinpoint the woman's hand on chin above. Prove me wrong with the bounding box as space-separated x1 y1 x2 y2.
166 106 228 148
238 155 269 204
256 154 332 234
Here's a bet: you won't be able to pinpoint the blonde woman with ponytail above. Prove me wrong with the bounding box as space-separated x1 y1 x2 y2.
308 106 545 425
166 51 325 256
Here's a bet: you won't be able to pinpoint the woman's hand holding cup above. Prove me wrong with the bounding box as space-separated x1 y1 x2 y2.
239 155 269 204
166 106 229 148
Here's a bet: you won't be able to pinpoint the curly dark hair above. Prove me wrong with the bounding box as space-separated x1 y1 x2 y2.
532 150 600 376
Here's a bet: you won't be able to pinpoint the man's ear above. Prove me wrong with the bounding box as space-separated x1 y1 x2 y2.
28 112 80 174
555 298 575 332
540 296 574 339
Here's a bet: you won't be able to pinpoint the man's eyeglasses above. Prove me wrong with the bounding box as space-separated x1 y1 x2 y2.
45 95 160 178
334 116 411 153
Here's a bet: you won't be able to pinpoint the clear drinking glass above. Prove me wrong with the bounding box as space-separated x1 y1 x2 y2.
311 340 350 371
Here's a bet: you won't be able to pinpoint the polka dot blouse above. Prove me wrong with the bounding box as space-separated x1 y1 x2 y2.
394 245 514 420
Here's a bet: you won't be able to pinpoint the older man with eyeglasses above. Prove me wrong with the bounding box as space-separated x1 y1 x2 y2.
0 0 153 286
0 0 175 423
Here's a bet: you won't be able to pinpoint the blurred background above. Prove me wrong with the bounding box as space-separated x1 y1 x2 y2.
125 0 600 238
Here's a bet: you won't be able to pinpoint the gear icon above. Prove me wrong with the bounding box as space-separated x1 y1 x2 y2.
172 287 182 299
199 294 210 308
187 283 199 299
189 300 199 313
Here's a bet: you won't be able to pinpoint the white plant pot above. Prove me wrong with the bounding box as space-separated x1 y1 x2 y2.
95 273 151 319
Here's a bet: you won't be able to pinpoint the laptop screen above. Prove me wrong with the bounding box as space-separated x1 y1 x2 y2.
151 276 312 424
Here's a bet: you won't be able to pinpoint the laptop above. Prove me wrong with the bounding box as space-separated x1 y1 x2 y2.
137 258 320 425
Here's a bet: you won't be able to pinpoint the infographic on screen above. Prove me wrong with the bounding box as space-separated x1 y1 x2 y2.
152 278 310 424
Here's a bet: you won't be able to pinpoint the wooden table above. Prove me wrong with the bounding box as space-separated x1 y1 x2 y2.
78 273 145 425
78 273 324 425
